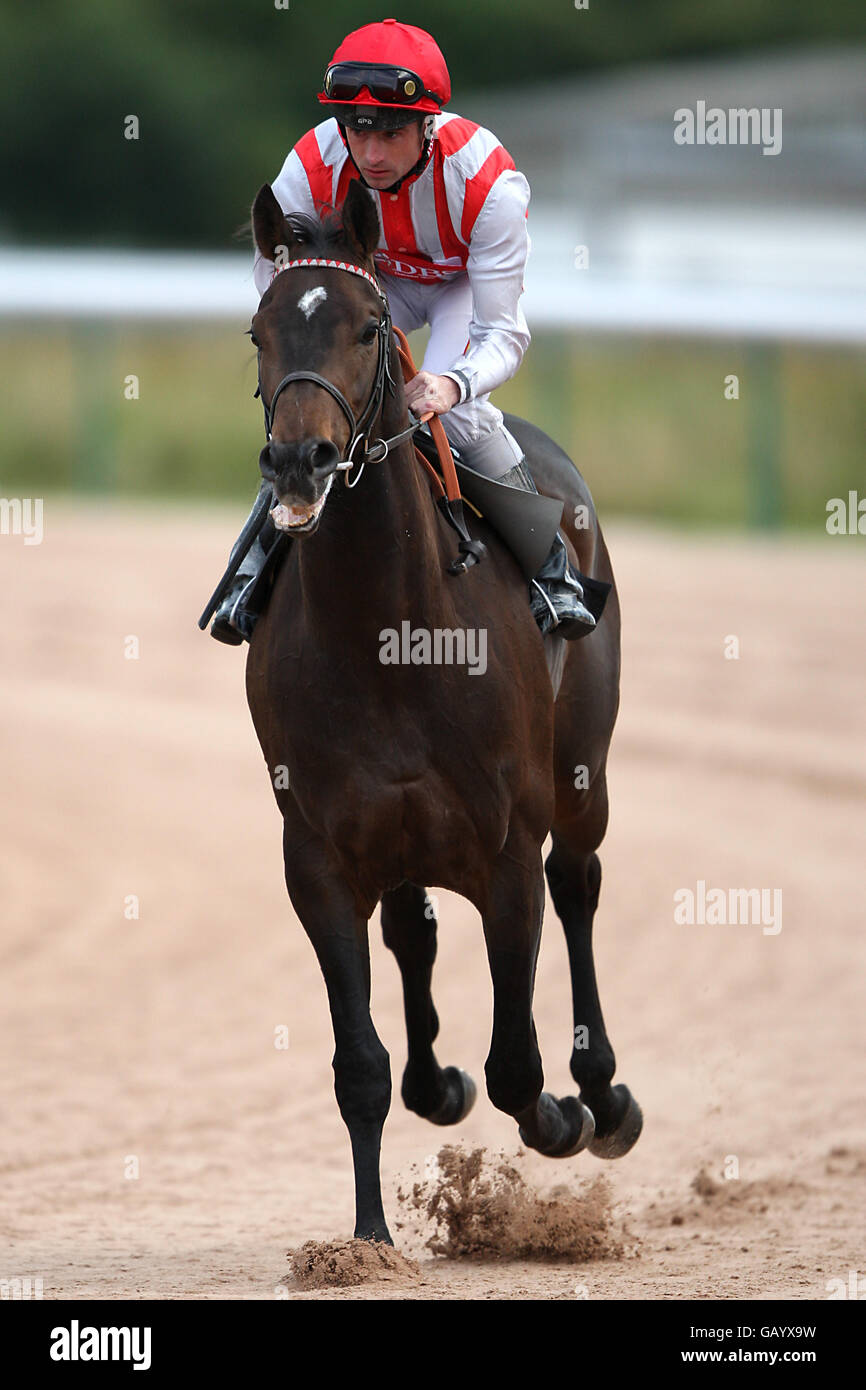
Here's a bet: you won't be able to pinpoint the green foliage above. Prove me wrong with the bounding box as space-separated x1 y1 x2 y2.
1 1 864 247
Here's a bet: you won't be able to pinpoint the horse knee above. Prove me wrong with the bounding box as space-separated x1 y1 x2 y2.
333 1036 391 1126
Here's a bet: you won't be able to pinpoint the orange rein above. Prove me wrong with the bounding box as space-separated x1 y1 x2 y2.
392 325 462 506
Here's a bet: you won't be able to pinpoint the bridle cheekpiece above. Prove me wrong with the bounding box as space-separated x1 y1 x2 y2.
255 256 404 487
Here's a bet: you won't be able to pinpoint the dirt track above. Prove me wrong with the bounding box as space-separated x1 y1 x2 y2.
2 500 864 1300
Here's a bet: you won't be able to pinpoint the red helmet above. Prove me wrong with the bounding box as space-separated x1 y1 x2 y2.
318 18 451 124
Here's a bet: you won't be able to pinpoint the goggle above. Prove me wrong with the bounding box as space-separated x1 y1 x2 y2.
323 62 437 106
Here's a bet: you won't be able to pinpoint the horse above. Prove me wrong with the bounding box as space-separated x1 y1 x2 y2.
243 178 642 1244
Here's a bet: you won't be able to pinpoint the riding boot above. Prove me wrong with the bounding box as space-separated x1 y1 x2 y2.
496 458 597 638
210 481 273 645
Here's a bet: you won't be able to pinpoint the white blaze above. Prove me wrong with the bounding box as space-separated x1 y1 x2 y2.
298 287 327 319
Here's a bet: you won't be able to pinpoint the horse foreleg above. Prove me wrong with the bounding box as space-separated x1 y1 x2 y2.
380 883 476 1126
482 833 595 1157
545 831 643 1158
282 820 392 1242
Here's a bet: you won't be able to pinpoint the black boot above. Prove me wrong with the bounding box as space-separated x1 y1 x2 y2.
210 573 259 644
497 460 596 638
210 547 264 644
208 483 274 645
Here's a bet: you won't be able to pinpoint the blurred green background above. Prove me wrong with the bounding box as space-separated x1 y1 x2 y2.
3 1 863 250
1 1 864 526
2 325 862 529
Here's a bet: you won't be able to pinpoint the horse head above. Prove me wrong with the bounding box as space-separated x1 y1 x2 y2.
249 180 394 534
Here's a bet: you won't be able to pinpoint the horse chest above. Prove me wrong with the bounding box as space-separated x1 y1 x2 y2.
260 678 511 876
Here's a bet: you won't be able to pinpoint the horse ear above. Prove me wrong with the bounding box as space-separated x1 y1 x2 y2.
341 180 380 261
252 184 288 262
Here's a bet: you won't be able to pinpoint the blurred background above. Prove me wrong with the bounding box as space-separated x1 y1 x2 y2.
1 0 863 527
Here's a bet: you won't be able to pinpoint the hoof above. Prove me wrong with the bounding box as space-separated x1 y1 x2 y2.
520 1093 595 1157
428 1066 477 1126
354 1225 393 1245
587 1084 643 1159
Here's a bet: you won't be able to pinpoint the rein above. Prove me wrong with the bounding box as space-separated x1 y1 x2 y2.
256 255 484 573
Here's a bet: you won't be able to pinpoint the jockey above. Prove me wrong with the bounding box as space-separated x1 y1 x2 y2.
210 17 595 643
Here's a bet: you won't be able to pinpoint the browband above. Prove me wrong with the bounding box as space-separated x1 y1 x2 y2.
272 256 385 301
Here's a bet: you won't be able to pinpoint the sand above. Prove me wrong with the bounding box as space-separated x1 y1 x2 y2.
1 500 863 1300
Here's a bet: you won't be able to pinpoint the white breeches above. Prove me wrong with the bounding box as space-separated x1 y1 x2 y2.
380 272 523 479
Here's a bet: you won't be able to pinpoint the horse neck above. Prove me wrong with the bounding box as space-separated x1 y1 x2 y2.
294 361 446 629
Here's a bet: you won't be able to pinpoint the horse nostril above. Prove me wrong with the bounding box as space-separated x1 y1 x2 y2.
306 439 340 478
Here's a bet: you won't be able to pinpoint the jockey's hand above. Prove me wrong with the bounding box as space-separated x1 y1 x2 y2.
405 371 460 417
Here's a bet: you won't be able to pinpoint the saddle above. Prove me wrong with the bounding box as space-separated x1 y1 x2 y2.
412 425 565 579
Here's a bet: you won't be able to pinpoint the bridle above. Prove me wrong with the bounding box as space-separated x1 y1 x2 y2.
197 251 484 633
255 256 422 488
250 252 484 575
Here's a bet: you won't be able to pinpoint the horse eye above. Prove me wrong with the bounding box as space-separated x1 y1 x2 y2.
360 322 379 346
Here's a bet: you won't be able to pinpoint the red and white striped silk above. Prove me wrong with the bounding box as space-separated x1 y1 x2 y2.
253 112 531 403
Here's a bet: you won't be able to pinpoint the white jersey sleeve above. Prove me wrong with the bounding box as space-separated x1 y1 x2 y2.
252 147 318 298
443 168 531 402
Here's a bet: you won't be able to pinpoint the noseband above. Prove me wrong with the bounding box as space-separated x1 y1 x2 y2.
255 257 411 486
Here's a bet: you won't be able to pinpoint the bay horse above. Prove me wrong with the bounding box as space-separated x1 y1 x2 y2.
244 179 642 1244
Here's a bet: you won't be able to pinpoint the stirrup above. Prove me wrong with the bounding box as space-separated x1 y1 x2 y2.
210 574 257 645
530 575 597 640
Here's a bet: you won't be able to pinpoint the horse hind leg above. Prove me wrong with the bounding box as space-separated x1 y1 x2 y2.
545 831 643 1158
482 832 595 1158
380 882 476 1126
